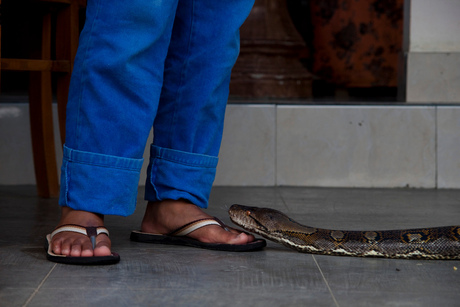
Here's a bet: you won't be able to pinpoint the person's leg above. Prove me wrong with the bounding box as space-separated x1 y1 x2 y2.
51 0 179 257
141 0 255 244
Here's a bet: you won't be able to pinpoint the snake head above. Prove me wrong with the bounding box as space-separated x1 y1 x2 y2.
228 204 293 236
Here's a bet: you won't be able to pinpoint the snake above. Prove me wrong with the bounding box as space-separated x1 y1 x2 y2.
228 204 460 260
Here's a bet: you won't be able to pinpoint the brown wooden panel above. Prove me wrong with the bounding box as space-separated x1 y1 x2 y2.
30 0 85 5
1 59 70 72
310 0 404 88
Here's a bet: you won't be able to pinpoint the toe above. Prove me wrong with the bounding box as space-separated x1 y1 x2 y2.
51 239 63 255
94 237 112 257
58 239 72 256
80 240 95 257
228 232 252 245
70 240 84 257
192 224 255 245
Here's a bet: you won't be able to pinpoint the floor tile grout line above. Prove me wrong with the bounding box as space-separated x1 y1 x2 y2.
435 106 438 188
277 186 290 212
274 105 278 187
312 255 340 307
23 263 57 307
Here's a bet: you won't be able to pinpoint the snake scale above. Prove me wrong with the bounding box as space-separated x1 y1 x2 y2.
228 204 460 260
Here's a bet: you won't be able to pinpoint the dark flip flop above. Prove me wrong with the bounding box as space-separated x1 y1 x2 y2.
45 224 120 265
130 217 266 252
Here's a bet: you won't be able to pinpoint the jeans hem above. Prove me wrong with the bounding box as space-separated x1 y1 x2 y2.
59 145 143 216
144 144 218 208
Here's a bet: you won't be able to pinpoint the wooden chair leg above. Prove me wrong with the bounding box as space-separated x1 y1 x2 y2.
56 76 70 147
29 71 59 198
0 0 2 90
29 12 59 198
55 3 80 146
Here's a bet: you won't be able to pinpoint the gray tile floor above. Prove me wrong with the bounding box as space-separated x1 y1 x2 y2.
1 185 460 307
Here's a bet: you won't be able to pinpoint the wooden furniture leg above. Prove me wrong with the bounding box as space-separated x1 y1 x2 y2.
28 11 59 198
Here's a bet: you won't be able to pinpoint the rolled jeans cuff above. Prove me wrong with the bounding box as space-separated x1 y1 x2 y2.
59 145 144 216
145 145 219 209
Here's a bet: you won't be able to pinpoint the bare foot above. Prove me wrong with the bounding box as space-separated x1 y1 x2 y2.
50 207 112 257
141 200 255 245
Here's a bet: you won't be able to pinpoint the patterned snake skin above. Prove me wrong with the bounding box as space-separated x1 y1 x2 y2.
228 205 460 260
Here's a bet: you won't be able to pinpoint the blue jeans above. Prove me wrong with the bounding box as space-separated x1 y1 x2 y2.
59 0 255 216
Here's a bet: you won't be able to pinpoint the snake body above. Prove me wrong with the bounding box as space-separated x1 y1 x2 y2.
228 204 460 260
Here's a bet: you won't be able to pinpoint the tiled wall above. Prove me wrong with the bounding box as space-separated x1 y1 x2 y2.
215 104 460 188
1 103 460 188
275 106 436 188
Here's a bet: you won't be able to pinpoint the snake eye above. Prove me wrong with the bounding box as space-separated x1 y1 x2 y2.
246 210 251 216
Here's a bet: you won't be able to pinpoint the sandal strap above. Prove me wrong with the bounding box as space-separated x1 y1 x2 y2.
169 218 229 237
50 224 109 240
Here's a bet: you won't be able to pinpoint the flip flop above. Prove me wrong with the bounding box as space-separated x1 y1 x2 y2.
130 217 266 252
45 224 120 265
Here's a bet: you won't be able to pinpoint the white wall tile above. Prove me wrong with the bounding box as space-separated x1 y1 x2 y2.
138 128 154 186
0 104 62 185
437 107 460 188
406 52 460 103
410 0 460 52
214 105 276 186
276 106 436 188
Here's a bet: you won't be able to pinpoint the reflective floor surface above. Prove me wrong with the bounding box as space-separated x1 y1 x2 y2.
1 185 460 306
